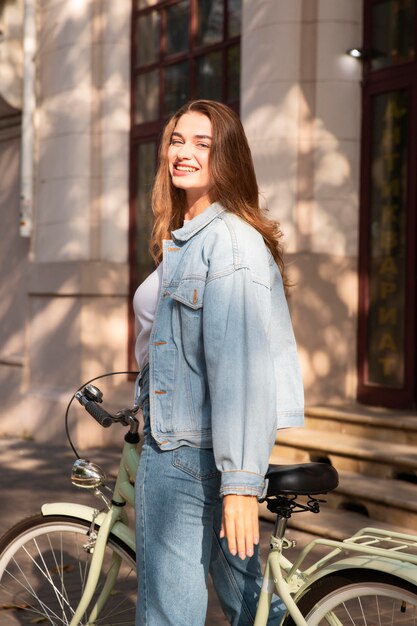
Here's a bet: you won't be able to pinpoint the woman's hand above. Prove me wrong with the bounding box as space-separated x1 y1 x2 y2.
220 494 260 559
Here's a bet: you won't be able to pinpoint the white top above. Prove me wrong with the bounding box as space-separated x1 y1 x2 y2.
133 263 163 369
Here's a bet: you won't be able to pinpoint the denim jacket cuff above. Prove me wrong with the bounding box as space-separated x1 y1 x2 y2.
220 470 265 498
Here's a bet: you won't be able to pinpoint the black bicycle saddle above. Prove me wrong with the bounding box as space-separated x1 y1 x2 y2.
265 463 339 497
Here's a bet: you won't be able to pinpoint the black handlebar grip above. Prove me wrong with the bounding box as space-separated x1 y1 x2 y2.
84 400 113 428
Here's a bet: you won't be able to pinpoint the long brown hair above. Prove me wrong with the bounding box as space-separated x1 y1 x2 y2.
150 100 286 280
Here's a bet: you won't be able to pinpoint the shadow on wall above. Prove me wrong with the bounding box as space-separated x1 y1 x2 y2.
0 4 133 443
36 1 131 263
289 254 357 405
0 136 29 368
290 82 359 405
1 3 362 445
242 54 359 404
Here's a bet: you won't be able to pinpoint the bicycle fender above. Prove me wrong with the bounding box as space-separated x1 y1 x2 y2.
294 553 417 600
41 502 135 553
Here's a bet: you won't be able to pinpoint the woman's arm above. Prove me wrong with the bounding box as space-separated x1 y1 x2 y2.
203 265 277 497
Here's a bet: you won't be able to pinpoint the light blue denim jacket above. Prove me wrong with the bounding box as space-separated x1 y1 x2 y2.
146 202 304 498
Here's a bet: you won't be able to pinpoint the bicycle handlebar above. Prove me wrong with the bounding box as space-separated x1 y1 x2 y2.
75 391 114 428
84 399 114 428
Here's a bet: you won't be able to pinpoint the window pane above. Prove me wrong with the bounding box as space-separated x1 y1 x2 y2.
371 0 415 70
136 142 156 282
366 90 408 388
163 62 189 117
166 1 189 56
197 0 224 46
227 45 240 102
135 12 160 67
196 51 222 100
135 70 159 123
228 0 242 37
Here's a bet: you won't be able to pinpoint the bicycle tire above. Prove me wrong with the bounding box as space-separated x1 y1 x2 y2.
284 569 417 625
0 514 136 626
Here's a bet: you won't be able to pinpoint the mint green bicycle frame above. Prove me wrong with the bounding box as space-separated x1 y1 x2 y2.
254 528 417 626
40 430 417 626
42 437 138 626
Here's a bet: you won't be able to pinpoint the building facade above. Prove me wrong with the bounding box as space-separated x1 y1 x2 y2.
0 0 415 447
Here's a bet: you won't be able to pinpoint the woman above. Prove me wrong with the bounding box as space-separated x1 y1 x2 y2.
133 100 304 626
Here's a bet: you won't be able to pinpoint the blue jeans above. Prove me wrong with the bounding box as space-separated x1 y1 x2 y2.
135 366 285 625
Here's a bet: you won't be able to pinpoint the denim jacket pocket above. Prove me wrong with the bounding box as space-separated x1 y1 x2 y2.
170 278 205 310
172 447 220 481
170 279 206 389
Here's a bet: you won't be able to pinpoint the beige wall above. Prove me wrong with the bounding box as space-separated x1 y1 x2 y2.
0 0 26 437
0 0 364 444
35 0 131 262
31 0 132 446
0 0 23 109
0 0 133 446
241 0 362 404
0 131 28 436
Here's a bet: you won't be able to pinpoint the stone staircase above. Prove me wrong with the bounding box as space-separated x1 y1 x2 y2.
261 405 417 539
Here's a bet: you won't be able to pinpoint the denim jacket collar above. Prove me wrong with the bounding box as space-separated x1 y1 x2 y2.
171 202 226 243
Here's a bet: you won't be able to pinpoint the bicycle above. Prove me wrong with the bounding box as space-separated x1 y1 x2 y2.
1 378 417 626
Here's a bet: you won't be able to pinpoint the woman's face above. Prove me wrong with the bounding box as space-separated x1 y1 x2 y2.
167 112 213 209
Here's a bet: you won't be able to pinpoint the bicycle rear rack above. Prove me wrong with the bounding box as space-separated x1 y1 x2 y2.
345 527 417 560
286 526 417 581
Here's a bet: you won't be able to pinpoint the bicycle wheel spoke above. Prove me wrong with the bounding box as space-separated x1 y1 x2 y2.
1 563 62 626
0 516 136 626
56 531 75 624
388 599 394 625
293 572 417 626
32 537 71 623
339 602 355 625
75 530 90 594
376 596 382 626
11 549 67 625
358 596 367 625
22 540 73 622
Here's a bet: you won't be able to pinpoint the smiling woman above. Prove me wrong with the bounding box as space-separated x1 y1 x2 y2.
168 112 213 218
132 99 304 626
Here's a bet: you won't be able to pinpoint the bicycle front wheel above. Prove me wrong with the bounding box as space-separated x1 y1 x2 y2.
287 569 417 625
0 514 136 626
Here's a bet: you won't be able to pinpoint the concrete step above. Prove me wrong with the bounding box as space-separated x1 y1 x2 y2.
337 470 417 511
330 470 417 530
268 407 417 536
305 405 417 446
264 460 417 532
273 428 417 471
306 404 417 428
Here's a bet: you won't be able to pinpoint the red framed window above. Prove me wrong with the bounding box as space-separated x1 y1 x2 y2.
128 0 242 369
357 0 417 408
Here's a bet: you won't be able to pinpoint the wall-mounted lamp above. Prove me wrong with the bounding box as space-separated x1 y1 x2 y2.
346 47 368 60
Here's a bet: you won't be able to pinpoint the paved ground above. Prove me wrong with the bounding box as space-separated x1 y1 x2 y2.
0 435 321 625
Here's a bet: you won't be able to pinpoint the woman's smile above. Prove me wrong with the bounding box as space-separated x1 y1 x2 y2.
167 111 213 216
173 163 200 175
